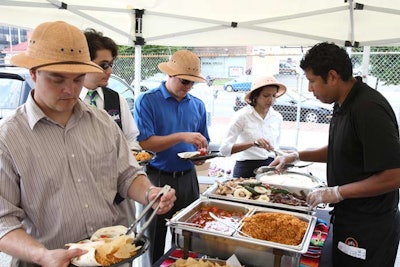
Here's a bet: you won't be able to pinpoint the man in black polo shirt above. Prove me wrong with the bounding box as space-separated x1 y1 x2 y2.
270 42 400 267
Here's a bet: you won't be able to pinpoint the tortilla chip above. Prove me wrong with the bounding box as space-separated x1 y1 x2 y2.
174 257 231 267
69 226 140 266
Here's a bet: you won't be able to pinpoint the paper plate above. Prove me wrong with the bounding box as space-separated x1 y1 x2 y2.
178 152 223 161
177 151 201 159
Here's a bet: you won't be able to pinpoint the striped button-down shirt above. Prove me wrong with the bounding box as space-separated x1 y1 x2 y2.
0 92 145 250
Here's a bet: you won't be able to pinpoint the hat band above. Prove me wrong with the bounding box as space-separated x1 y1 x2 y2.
32 61 100 71
172 74 203 79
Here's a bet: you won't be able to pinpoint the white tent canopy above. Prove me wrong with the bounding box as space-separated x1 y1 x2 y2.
1 0 400 47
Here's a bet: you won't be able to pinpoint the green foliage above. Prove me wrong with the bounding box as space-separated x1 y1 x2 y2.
117 45 193 82
119 45 190 55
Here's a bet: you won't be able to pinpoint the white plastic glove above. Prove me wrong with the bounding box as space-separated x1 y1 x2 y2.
306 186 344 209
269 151 299 171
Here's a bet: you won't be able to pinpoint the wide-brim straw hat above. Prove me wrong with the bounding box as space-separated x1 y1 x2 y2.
245 76 287 104
158 50 206 83
10 21 102 74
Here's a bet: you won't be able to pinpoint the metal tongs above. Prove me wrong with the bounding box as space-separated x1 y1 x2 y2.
126 184 171 241
253 162 314 175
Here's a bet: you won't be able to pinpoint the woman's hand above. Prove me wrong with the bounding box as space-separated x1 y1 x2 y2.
254 138 273 151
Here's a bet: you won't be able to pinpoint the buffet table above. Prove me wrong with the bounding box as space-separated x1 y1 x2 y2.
153 208 333 267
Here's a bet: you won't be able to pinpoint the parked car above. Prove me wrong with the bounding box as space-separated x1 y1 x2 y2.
0 66 33 119
131 72 167 92
190 77 218 126
279 63 297 75
352 66 372 77
233 90 333 123
223 75 253 92
353 67 362 76
107 74 136 114
0 65 135 119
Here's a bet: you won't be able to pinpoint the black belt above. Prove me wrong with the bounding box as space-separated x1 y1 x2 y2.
147 165 193 178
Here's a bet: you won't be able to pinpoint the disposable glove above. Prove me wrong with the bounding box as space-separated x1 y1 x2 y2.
269 151 299 171
306 186 344 209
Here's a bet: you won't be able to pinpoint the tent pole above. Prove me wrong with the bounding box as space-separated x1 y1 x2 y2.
362 46 371 83
134 46 142 98
348 0 355 46
133 9 145 99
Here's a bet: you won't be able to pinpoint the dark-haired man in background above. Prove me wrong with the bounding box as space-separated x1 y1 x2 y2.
80 28 143 229
80 28 141 150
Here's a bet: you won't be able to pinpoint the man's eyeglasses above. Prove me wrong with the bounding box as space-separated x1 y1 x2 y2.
178 78 194 85
98 62 113 70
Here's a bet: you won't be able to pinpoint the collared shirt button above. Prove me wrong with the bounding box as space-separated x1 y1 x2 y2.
84 204 89 208
71 154 75 158
77 179 81 183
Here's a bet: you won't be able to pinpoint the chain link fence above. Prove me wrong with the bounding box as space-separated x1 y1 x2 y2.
113 49 400 151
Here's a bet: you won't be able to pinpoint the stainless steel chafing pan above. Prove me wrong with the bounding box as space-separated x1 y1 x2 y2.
167 198 317 267
202 176 318 214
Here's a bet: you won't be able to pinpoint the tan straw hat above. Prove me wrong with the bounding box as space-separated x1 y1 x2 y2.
158 50 206 83
245 76 287 104
10 21 102 74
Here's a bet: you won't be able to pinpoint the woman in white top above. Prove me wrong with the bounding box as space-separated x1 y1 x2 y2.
220 76 287 178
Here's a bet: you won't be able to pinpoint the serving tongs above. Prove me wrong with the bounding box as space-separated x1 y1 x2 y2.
253 142 287 157
254 162 313 175
126 184 171 241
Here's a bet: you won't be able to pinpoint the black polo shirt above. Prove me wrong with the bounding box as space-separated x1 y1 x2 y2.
328 78 400 218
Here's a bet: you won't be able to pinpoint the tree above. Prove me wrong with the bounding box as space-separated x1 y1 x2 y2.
116 45 191 83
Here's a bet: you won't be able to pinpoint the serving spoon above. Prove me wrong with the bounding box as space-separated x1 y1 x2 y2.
208 212 252 238
165 219 202 228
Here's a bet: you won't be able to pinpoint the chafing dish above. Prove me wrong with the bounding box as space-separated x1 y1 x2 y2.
255 171 324 195
202 173 322 214
167 198 253 236
167 198 317 267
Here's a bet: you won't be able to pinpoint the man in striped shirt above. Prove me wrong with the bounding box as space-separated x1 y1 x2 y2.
0 21 176 267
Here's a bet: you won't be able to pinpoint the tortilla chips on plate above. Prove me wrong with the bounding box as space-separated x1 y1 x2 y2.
67 225 141 266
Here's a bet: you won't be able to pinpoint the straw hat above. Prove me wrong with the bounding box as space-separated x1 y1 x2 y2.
10 21 103 74
158 50 206 83
245 76 287 104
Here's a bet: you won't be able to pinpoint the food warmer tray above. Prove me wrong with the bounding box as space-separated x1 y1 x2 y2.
167 198 317 267
69 235 149 267
255 171 325 195
202 173 323 214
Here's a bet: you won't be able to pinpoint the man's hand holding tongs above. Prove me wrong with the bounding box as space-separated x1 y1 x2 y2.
126 185 176 238
146 185 176 215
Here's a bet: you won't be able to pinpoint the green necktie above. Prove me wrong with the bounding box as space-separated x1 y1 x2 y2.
87 90 98 107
